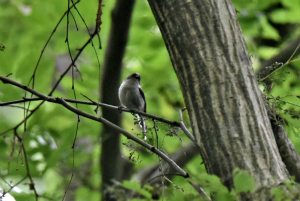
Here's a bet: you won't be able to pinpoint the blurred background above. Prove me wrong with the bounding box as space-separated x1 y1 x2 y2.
0 0 300 200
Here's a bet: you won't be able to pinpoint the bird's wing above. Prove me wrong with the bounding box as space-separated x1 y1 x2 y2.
139 86 146 112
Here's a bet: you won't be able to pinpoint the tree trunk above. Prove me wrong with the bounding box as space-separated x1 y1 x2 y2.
100 0 135 200
147 0 290 199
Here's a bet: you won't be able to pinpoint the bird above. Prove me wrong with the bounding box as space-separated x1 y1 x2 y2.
118 73 147 140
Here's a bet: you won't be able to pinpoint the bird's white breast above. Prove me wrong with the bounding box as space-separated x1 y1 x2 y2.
118 80 144 111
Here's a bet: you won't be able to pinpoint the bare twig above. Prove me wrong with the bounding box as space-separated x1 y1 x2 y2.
0 4 98 200
23 0 82 129
153 119 159 149
134 142 198 184
69 0 102 86
14 129 38 200
0 76 188 177
0 104 32 111
0 176 27 196
0 31 98 138
57 98 188 177
188 181 211 200
256 35 300 80
0 98 41 106
62 116 80 201
0 77 182 129
27 0 81 89
178 108 195 142
95 0 103 49
258 40 300 82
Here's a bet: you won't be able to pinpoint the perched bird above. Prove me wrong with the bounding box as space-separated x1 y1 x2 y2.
118 73 147 140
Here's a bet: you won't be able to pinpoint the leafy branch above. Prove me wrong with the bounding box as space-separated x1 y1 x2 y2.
0 74 214 200
258 42 300 82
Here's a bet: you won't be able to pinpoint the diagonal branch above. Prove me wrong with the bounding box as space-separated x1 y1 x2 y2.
57 98 188 177
0 76 180 127
0 76 188 177
0 31 99 137
258 35 300 74
134 142 198 185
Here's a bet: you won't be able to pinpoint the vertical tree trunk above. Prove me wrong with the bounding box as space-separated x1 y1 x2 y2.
100 0 135 200
148 0 289 198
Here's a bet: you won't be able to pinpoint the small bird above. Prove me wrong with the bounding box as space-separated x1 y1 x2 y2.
118 73 147 140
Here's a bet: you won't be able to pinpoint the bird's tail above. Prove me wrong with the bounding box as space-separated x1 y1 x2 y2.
137 115 147 140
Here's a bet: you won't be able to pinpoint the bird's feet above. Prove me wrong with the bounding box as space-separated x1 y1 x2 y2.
118 106 124 113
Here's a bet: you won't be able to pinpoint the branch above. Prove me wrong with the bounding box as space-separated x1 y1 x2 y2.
134 142 198 185
57 99 188 177
0 29 99 137
258 35 300 72
0 77 181 128
27 0 81 89
256 35 300 81
271 118 300 183
188 181 211 200
133 143 209 200
0 3 101 199
0 76 188 177
178 108 195 142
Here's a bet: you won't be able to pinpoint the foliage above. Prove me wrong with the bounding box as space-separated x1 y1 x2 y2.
0 0 300 200
233 169 255 194
271 179 300 201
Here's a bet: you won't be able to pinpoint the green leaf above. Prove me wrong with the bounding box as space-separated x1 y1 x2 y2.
258 46 279 60
233 168 255 193
271 187 285 201
121 180 152 199
260 16 280 41
270 8 300 24
281 0 300 8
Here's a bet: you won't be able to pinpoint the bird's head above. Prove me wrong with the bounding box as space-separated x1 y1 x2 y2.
126 73 141 82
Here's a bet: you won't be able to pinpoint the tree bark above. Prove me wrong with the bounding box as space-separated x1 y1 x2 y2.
148 0 290 199
271 118 300 183
100 0 135 200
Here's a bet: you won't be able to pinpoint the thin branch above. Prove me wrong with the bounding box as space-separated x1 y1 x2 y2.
256 35 300 79
69 0 101 85
153 119 159 149
0 76 188 177
95 0 103 37
134 142 198 185
178 108 195 142
0 31 99 137
0 104 32 111
57 98 188 177
12 129 39 200
148 173 183 183
23 1 82 130
0 31 98 201
0 76 182 128
286 42 300 64
0 98 41 106
258 38 300 82
69 10 79 31
0 4 97 199
27 0 81 88
62 116 80 201
188 181 211 200
0 176 27 195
